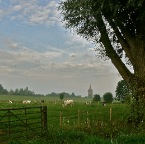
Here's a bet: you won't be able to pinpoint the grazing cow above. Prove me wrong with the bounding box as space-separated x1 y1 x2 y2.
85 101 92 105
41 100 45 103
53 101 58 105
23 100 31 104
63 100 74 107
9 100 12 104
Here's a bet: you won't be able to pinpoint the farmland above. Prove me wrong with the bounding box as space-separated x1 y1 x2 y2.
0 95 145 144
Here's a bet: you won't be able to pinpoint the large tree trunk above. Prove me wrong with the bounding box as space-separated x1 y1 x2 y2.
96 13 145 125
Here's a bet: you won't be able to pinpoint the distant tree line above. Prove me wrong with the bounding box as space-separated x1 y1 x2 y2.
46 92 81 98
0 84 81 97
0 84 35 96
0 81 132 102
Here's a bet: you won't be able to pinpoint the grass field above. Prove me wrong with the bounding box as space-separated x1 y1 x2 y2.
0 95 145 144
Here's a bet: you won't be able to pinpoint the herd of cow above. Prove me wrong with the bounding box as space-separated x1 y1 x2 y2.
8 99 44 104
8 99 93 107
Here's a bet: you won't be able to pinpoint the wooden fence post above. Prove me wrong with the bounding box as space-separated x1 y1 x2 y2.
42 106 47 131
24 108 28 133
8 109 11 138
87 111 89 128
110 107 112 122
78 110 80 127
60 111 62 128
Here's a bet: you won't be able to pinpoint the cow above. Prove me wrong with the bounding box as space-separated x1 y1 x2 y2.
53 101 58 105
9 100 12 104
23 100 31 104
85 101 92 105
40 100 45 103
63 100 74 107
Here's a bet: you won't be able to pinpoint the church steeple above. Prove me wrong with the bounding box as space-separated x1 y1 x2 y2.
88 84 93 98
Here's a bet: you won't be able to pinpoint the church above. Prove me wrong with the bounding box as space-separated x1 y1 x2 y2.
88 84 93 98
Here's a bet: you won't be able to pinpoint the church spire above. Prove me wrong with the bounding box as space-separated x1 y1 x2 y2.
88 84 93 98
89 84 91 89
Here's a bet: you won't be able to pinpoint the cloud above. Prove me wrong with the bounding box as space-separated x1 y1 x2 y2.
88 48 95 51
1 36 114 83
65 34 91 48
69 53 78 59
0 65 13 73
0 10 3 15
4 39 20 49
0 45 63 74
12 5 22 11
0 0 61 26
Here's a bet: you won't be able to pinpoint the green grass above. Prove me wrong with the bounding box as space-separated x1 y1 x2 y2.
0 95 145 143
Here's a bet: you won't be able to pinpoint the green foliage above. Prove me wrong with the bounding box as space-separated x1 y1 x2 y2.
0 84 8 94
8 131 111 144
71 92 76 97
103 92 113 103
60 92 64 101
115 80 132 101
0 84 35 96
46 92 80 98
14 87 35 96
93 94 101 102
115 134 145 144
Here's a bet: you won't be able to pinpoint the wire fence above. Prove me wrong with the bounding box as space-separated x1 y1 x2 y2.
59 108 113 129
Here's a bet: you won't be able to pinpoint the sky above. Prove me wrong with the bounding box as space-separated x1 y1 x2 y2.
0 0 122 97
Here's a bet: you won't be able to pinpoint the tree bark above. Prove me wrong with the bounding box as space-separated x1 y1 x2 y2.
96 13 132 82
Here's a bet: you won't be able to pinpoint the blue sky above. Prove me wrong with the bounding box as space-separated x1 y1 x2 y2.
0 0 122 97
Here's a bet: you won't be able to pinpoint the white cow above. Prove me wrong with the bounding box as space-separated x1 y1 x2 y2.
63 100 74 107
85 101 92 105
9 100 12 104
23 100 31 104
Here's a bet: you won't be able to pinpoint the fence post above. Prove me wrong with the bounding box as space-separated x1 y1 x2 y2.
87 111 89 128
110 107 112 122
8 109 11 138
78 110 80 127
60 111 62 128
42 106 47 131
24 108 28 133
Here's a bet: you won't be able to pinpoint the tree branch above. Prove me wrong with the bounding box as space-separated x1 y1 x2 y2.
107 19 135 65
96 13 132 82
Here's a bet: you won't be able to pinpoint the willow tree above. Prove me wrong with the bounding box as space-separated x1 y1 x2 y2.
59 0 145 123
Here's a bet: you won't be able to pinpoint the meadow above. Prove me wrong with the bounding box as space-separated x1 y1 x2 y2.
0 95 145 144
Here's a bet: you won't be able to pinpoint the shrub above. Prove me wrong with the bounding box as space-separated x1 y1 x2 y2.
103 92 113 103
92 94 101 102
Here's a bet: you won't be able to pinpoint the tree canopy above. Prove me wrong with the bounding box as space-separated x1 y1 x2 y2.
59 0 145 97
60 92 65 102
103 92 113 103
116 80 133 101
93 94 101 102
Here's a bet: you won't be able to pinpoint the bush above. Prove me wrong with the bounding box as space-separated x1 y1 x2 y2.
103 92 113 103
92 94 101 102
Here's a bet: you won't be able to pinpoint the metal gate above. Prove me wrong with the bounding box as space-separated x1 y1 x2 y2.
0 106 47 141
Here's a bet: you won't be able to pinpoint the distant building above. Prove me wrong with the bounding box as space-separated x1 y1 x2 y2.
88 84 93 98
